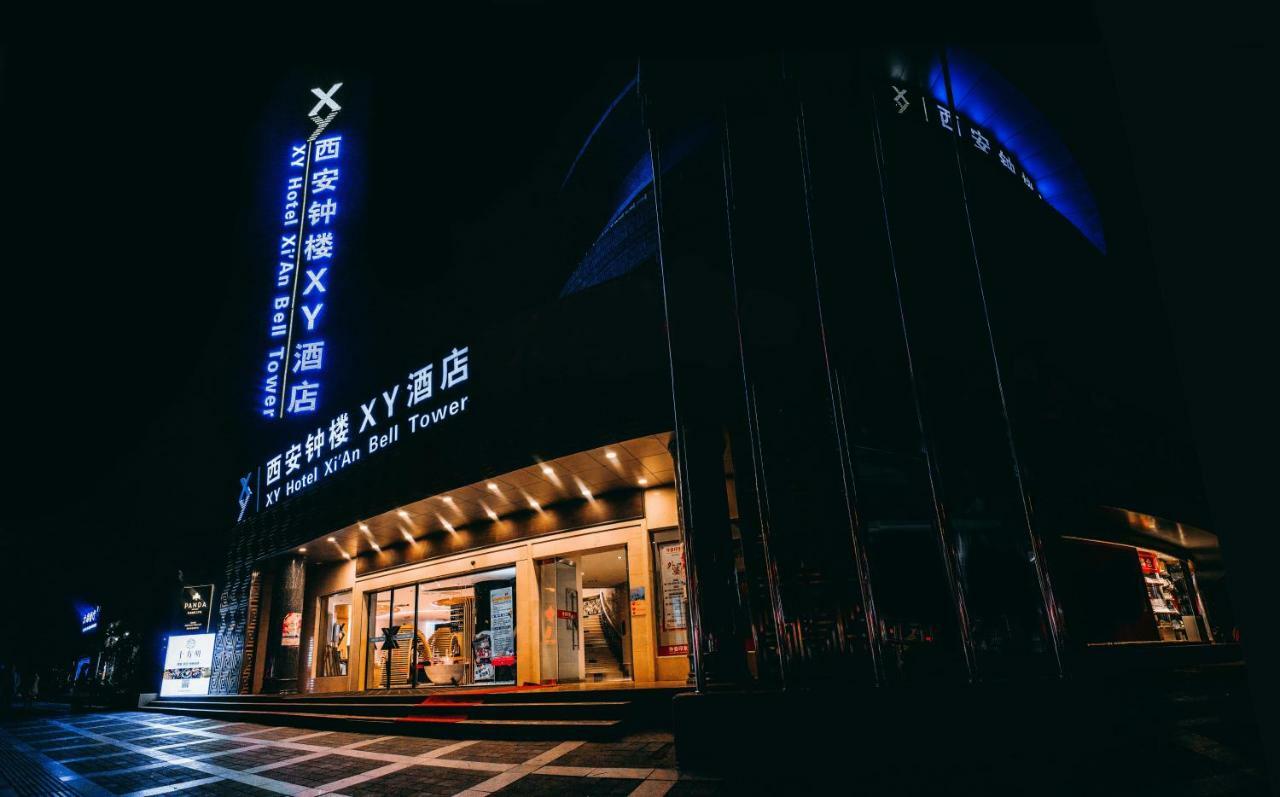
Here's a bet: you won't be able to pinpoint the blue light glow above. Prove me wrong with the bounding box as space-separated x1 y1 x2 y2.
935 48 1106 252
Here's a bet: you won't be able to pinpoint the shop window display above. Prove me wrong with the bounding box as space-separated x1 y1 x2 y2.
317 592 351 677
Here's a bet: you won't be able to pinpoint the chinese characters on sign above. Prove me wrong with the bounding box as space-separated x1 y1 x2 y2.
243 345 472 519
259 82 347 419
656 541 690 656
889 84 1040 200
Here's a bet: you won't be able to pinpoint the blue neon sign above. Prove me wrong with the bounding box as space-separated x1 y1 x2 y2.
258 83 348 419
80 605 101 634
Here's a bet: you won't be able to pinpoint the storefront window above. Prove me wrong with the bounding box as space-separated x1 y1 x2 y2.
1056 537 1211 646
317 592 351 677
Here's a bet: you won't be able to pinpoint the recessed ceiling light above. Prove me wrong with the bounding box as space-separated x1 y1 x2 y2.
528 498 540 510
327 537 337 543
359 522 370 532
605 450 617 459
541 466 553 475
638 478 648 486
298 547 307 553
487 482 498 491
442 496 454 504
580 487 592 498
397 510 410 519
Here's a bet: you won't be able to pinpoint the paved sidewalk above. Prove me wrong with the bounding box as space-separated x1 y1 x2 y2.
0 711 722 796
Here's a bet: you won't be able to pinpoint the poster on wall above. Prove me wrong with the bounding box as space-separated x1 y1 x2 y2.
657 541 690 656
490 587 514 659
473 631 494 682
281 612 302 647
160 633 216 697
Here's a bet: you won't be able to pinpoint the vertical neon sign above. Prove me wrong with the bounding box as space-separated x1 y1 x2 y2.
259 82 345 419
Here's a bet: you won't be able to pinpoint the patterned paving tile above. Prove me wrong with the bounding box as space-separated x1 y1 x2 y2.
208 722 273 736
449 740 558 764
168 780 283 795
300 730 383 747
102 726 173 741
205 744 308 771
350 735 456 756
553 739 677 769
163 737 254 756
62 751 157 774
242 725 314 741
133 732 203 748
258 752 387 787
342 763 492 796
44 742 122 761
24 735 85 749
89 763 205 793
491 773 643 795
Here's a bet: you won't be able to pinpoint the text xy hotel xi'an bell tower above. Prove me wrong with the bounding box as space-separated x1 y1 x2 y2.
205 45 1235 750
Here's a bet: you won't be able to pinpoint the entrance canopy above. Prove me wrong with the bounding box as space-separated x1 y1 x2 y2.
294 433 673 565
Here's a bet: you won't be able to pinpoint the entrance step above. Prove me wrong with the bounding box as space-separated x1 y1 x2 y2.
141 685 686 740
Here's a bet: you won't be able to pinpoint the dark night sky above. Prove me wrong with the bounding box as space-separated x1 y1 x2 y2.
0 7 1275 778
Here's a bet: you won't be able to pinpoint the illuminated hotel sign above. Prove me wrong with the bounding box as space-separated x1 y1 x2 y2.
238 344 473 520
888 84 1040 200
258 82 348 420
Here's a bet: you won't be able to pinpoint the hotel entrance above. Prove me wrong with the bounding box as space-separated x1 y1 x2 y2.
539 545 633 684
364 567 518 690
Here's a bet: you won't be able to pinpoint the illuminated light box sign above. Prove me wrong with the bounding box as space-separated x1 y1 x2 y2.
182 585 215 633
160 633 216 697
238 344 472 520
80 605 100 634
259 81 350 420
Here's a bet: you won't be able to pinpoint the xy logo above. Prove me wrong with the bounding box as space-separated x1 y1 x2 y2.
308 83 344 116
307 82 344 141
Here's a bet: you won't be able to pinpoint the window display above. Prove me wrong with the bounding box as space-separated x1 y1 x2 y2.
318 592 350 677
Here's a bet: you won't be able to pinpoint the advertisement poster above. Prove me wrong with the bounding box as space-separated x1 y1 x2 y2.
490 587 514 658
658 541 688 632
657 541 690 656
281 612 302 647
160 633 215 697
473 631 494 682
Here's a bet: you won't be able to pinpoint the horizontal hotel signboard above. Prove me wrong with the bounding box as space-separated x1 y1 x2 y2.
160 633 216 697
237 342 472 522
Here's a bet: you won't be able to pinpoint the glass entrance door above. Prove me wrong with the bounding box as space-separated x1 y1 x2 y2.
539 545 632 683
366 588 416 689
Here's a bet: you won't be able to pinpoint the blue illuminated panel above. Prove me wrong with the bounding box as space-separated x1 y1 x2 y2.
258 84 347 419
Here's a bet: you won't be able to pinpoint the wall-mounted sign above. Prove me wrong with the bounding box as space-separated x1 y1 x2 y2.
630 585 647 617
238 344 473 521
80 606 101 634
281 612 302 647
259 82 351 420
182 585 215 633
160 633 216 697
